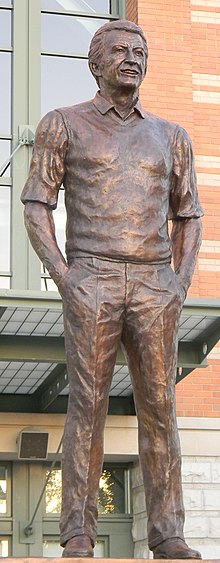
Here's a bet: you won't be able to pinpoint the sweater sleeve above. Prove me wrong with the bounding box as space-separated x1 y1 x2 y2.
21 109 68 210
169 126 204 220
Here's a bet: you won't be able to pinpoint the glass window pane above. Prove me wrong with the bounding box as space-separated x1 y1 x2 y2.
41 56 96 115
0 141 11 177
41 191 66 291
43 540 63 557
0 53 11 135
41 0 110 14
41 276 58 291
98 467 125 514
94 540 106 558
42 14 108 54
0 9 11 48
0 277 10 289
0 466 8 514
0 187 10 271
54 190 66 256
45 468 62 513
45 466 126 515
0 539 9 557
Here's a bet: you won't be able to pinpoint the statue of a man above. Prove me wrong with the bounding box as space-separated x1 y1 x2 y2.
21 20 203 559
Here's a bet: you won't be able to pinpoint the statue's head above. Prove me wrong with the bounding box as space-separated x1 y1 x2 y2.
88 20 148 90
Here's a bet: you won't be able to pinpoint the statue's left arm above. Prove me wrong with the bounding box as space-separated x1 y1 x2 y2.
169 126 203 300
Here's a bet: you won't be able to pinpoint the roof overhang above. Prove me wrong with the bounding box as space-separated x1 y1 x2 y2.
0 290 219 414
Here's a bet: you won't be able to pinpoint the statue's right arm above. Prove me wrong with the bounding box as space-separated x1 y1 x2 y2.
24 201 68 287
21 110 69 288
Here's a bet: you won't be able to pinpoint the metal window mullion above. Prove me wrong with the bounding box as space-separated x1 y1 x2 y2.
41 9 118 19
0 134 12 140
0 178 12 186
27 0 42 290
0 47 13 52
11 0 30 290
0 4 13 10
124 467 131 515
41 50 88 59
111 0 126 18
0 271 12 276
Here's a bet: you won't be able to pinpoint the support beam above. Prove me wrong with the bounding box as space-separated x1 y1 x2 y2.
197 317 220 365
0 335 66 363
176 367 195 384
0 393 135 415
0 335 126 364
0 334 209 367
34 364 68 411
0 292 219 315
178 341 208 368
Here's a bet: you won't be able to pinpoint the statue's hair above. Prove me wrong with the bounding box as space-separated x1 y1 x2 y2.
88 20 148 86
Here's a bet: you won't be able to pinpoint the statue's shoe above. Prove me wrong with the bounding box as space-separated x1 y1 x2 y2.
152 538 202 559
62 534 94 558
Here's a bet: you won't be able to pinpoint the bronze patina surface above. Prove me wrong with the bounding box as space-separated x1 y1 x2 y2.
21 20 203 559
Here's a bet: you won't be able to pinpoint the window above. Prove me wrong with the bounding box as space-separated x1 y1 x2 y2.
43 462 132 557
0 459 131 557
40 0 122 290
45 464 131 515
0 464 11 557
0 464 11 517
98 466 128 515
0 0 125 291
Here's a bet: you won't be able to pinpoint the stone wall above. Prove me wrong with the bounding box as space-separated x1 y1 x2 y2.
132 456 220 559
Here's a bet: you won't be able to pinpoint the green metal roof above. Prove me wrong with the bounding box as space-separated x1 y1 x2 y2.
0 290 219 414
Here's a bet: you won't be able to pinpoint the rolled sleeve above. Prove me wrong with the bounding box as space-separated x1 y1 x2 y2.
21 110 68 210
169 126 204 220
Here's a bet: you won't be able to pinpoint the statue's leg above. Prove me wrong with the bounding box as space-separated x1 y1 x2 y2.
60 257 124 548
122 262 184 551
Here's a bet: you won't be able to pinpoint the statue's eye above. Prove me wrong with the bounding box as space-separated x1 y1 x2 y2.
135 50 144 57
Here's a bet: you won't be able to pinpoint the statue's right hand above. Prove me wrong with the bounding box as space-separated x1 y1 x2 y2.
56 265 72 297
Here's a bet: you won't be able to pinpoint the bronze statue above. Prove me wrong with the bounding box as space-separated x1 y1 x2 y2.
21 20 203 559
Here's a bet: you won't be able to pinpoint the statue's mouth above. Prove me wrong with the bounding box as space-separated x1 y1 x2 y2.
120 68 139 76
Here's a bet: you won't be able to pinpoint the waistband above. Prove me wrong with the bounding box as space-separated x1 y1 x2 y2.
68 251 171 267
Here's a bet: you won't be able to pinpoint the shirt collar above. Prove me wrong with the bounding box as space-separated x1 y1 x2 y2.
93 91 145 119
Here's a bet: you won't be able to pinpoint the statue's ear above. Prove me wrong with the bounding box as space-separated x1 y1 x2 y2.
89 61 102 79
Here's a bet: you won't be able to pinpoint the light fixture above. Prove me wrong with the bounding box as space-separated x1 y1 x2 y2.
17 428 49 460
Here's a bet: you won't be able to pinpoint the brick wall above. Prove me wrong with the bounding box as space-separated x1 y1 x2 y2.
128 0 220 417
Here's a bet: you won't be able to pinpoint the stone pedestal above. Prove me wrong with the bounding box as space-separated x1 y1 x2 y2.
5 559 219 563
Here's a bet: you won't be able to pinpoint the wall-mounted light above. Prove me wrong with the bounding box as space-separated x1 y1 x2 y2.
17 428 49 460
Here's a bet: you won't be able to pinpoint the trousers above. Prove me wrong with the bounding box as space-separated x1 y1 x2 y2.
59 256 185 549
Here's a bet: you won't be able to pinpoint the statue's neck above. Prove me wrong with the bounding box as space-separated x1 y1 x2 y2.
99 86 139 119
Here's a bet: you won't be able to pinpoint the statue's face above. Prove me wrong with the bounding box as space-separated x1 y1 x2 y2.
97 30 147 92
